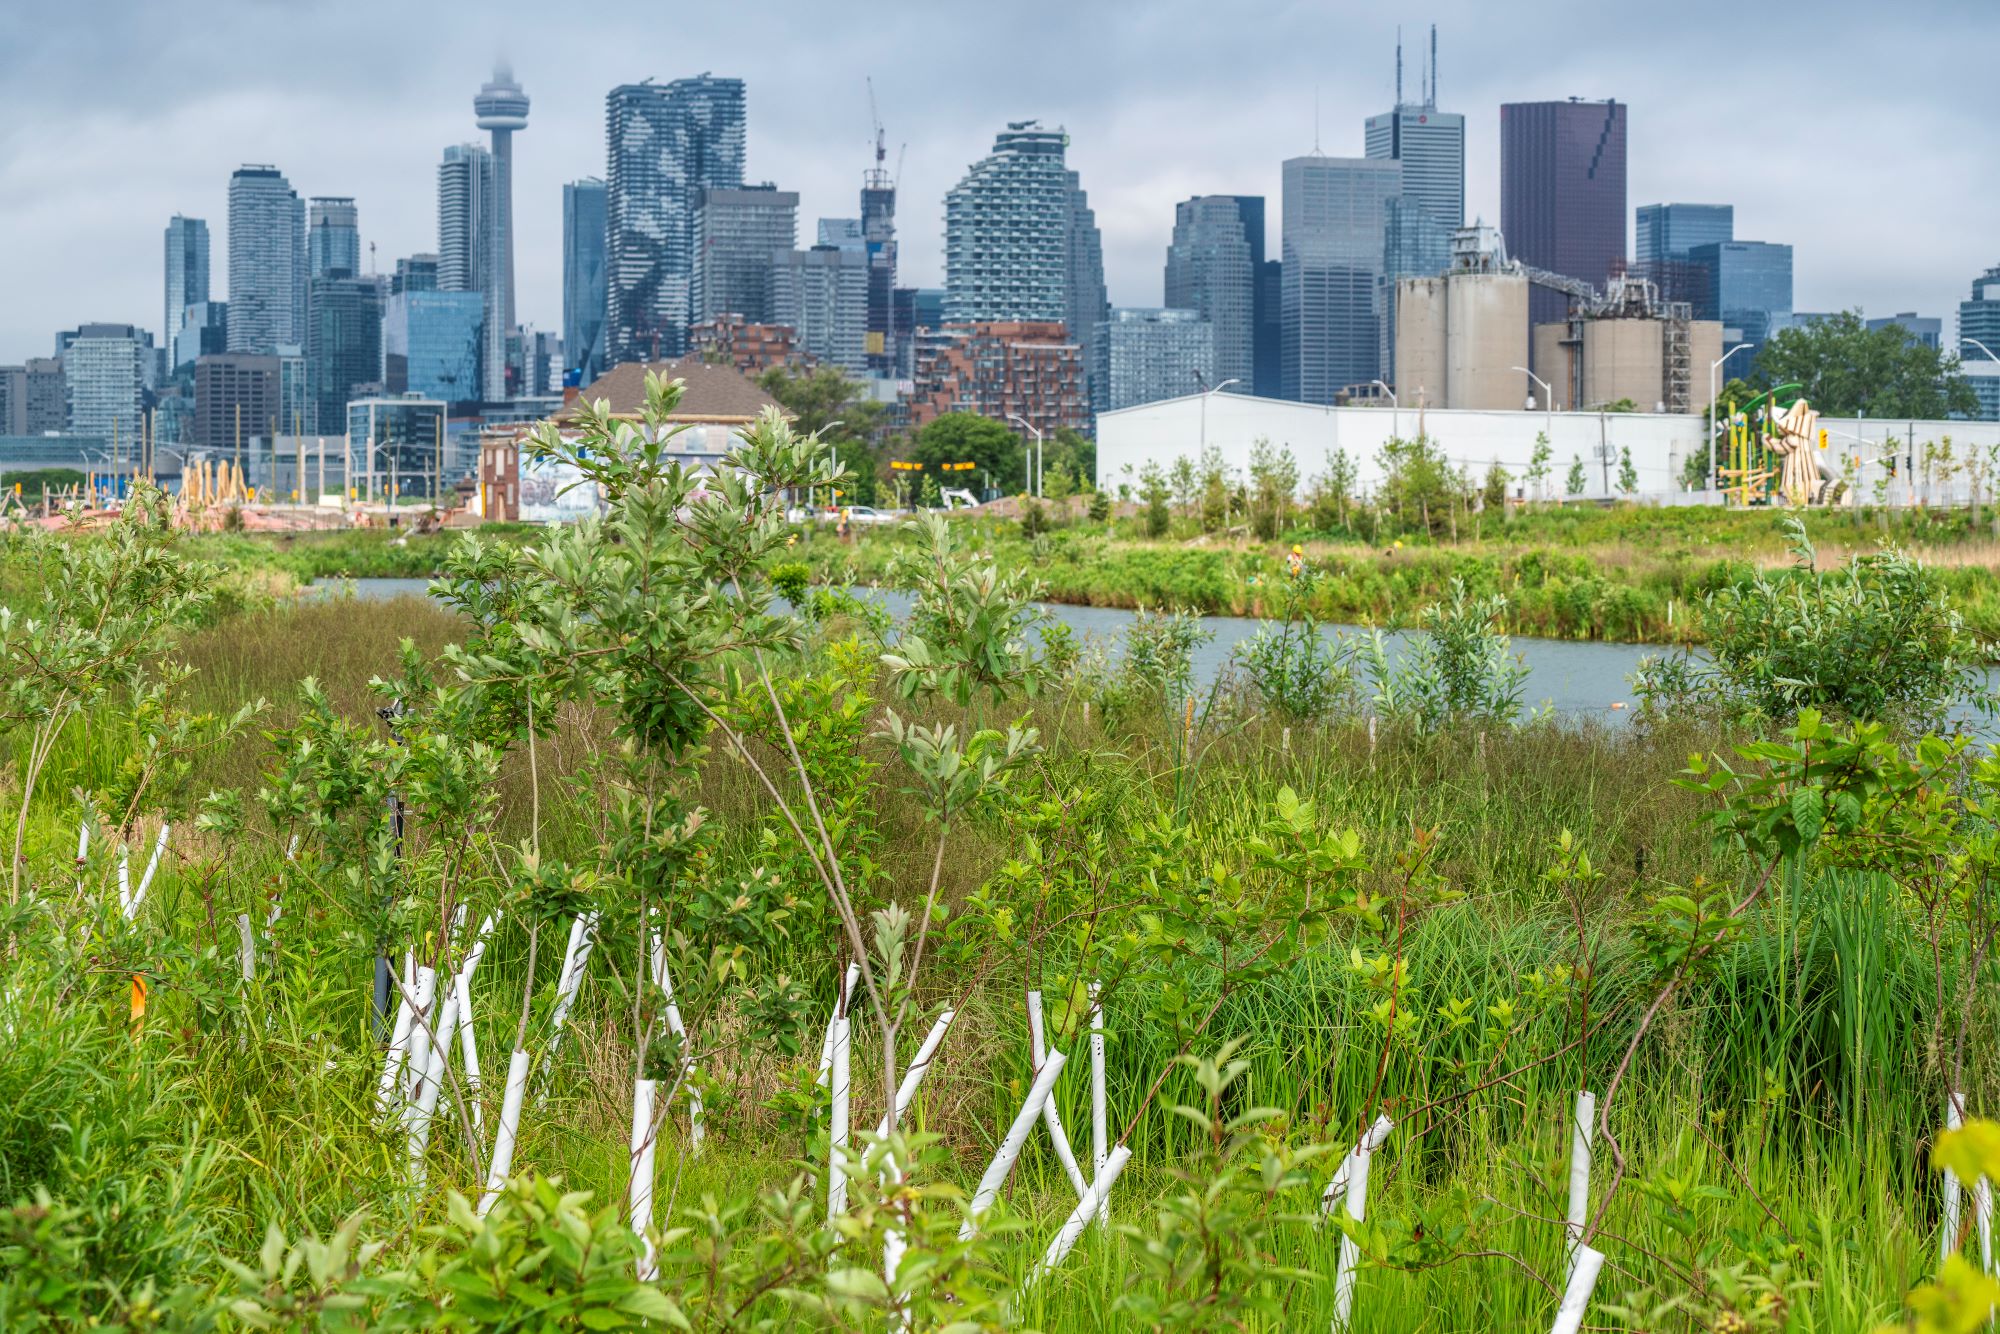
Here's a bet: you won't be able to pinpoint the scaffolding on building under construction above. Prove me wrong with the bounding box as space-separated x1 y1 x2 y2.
1521 262 1698 414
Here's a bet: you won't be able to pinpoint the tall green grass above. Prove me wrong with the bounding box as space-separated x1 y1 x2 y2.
0 592 1984 1329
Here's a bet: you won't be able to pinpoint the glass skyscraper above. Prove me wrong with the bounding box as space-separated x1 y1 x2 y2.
227 165 306 354
173 301 228 371
1280 154 1404 405
1499 100 1628 344
1960 265 2000 420
383 291 484 403
59 324 149 445
164 215 209 360
1635 203 1732 305
945 123 1072 325
1363 106 1464 230
1164 197 1255 395
1066 171 1110 408
1635 203 1732 268
438 144 492 295
944 121 1107 407
562 179 607 385
1093 308 1215 413
860 169 897 374
394 254 440 295
605 75 747 365
1687 240 1792 347
1225 196 1282 399
692 185 798 325
772 244 869 373
305 274 383 434
307 197 360 280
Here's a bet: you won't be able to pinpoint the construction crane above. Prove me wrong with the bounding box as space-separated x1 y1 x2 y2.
865 77 890 189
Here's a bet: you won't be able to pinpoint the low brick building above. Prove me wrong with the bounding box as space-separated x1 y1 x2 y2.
689 314 816 377
906 321 1089 437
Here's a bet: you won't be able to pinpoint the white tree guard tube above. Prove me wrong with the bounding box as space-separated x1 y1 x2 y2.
376 953 419 1113
407 986 461 1184
462 913 497 980
876 1008 955 1136
1089 982 1107 1226
1328 1114 1395 1332
1028 1144 1132 1285
76 819 90 865
1027 990 1090 1201
629 1077 660 1280
236 914 256 982
537 912 598 1098
477 1048 532 1217
401 965 441 1102
128 821 169 916
380 965 435 1112
650 930 704 1154
451 914 497 1135
828 1008 851 1220
959 1049 1070 1239
1946 1091 1966 1266
456 969 485 1135
1549 1242 1606 1334
116 844 131 916
1565 1090 1596 1262
816 961 862 1090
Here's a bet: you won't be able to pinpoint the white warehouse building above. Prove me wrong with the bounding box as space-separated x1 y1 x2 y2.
1095 391 2000 505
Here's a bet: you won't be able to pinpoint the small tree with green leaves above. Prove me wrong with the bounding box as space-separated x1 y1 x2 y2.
1140 461 1173 538
1526 431 1553 502
1566 454 1588 498
1246 437 1300 541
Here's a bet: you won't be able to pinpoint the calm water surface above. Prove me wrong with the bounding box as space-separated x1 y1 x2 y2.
317 576 1664 722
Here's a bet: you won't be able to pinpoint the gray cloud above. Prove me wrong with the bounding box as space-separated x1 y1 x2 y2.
1 0 1994 364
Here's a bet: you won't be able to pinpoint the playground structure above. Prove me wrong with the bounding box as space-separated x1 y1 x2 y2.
3 459 473 534
1717 388 1848 507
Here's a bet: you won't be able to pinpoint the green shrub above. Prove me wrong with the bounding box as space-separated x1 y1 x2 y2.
1635 520 1994 730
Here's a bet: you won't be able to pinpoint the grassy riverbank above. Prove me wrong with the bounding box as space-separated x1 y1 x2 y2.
174 502 2000 647
790 506 2000 645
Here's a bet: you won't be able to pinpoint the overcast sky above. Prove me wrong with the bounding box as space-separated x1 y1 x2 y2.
1 0 1994 365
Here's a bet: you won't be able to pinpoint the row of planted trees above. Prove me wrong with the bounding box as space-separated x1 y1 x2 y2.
1131 432 1644 544
5 377 2000 1329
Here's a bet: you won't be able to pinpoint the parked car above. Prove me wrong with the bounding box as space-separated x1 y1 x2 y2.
839 504 899 525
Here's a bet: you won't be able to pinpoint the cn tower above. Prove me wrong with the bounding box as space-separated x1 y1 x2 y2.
474 64 528 401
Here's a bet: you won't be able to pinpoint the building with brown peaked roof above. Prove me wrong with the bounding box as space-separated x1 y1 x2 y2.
482 357 784 523
558 355 781 425
906 321 1088 437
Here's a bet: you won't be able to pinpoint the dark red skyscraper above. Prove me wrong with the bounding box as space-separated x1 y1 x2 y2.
1500 99 1627 353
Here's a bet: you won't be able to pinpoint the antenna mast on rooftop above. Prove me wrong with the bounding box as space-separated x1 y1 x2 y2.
1429 24 1438 108
1395 25 1403 107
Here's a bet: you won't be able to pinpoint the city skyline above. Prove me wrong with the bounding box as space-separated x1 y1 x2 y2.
0 0 1993 366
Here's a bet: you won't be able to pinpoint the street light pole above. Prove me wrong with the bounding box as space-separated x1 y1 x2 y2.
1709 343 1756 500
1197 377 1241 459
1007 414 1045 498
1510 365 1553 497
1371 379 1399 439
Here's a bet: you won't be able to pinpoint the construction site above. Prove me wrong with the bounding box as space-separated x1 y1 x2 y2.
1396 224 1723 414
